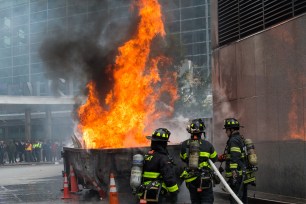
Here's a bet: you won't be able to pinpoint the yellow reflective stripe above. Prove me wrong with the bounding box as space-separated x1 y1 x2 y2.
199 161 209 168
143 172 160 178
185 176 197 183
244 177 256 184
199 152 210 157
230 163 238 169
180 170 188 178
226 153 244 159
167 184 179 192
162 182 166 189
180 153 187 160
181 170 197 183
230 147 241 152
210 151 217 158
225 172 231 177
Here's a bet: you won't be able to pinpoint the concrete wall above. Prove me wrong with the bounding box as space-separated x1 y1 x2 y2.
211 1 306 199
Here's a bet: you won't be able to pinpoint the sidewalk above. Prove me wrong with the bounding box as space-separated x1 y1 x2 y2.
214 184 306 204
0 161 62 167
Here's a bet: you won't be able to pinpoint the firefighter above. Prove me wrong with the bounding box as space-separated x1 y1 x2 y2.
180 118 217 204
218 118 248 204
140 128 179 203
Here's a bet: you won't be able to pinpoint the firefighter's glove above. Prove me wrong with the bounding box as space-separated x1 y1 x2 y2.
217 154 226 162
218 166 224 173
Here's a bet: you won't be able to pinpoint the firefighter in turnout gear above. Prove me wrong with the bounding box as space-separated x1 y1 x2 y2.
180 118 217 204
218 118 249 204
139 128 179 203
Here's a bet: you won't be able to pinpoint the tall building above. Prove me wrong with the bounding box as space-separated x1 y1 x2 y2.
161 0 212 117
212 0 306 200
0 0 212 140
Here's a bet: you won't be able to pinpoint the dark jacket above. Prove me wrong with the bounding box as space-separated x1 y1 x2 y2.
180 139 217 183
224 132 247 178
142 145 179 194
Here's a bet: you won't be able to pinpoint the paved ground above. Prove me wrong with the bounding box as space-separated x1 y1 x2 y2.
0 163 232 204
2 162 304 204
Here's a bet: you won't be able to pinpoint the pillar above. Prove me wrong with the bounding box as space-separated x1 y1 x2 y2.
25 109 31 141
4 127 8 140
46 109 52 141
68 76 74 96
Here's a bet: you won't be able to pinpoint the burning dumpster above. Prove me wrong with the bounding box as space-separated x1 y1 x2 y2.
62 145 184 200
61 0 186 201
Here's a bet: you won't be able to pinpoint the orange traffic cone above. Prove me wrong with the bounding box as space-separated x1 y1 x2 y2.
70 165 79 193
109 173 119 204
61 173 72 199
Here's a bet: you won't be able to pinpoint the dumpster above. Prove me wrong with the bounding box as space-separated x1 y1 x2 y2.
62 145 184 200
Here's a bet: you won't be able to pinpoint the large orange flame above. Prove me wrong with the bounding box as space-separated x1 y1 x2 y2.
77 0 178 149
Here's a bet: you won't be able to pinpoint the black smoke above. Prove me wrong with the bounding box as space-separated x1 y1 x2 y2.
40 0 138 103
39 0 182 109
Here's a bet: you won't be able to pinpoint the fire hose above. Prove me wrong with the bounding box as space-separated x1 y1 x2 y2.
208 159 243 204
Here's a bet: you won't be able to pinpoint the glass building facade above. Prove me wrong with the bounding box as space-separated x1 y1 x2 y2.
0 0 211 97
162 0 211 77
0 0 211 140
161 0 212 117
0 0 130 96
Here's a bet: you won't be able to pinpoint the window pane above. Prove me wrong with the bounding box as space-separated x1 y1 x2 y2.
13 44 28 55
12 15 29 26
13 4 29 16
30 0 47 13
0 47 12 58
13 65 29 75
165 9 180 22
47 0 66 9
181 18 206 31
181 5 205 20
181 30 206 44
30 32 45 44
30 21 47 34
30 42 41 53
0 68 11 77
30 10 47 23
48 7 66 19
13 54 28 66
31 62 44 73
30 52 42 63
184 42 206 55
0 57 12 68
181 0 205 7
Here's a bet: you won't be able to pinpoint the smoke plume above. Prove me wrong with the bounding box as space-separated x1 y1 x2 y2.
39 0 138 102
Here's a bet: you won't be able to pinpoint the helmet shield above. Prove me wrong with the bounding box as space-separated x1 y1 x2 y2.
146 128 171 142
187 119 206 134
223 118 243 129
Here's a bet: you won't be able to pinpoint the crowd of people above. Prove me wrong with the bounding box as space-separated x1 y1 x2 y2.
0 140 63 164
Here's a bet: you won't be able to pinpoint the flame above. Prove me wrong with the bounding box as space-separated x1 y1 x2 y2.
77 0 178 149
